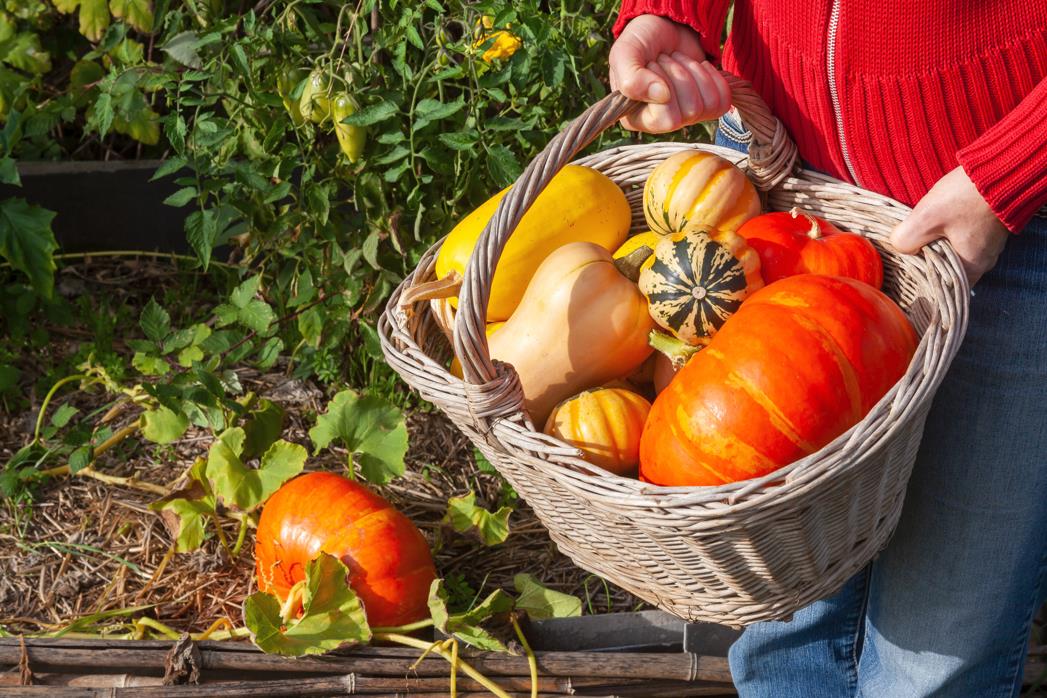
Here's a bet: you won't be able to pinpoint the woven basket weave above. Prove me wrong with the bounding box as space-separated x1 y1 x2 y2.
378 74 969 627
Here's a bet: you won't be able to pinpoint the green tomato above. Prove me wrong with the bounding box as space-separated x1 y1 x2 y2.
299 69 331 124
331 93 365 163
277 67 308 126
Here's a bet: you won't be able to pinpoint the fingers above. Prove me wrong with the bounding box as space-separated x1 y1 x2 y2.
619 57 729 133
621 61 681 133
889 207 942 255
609 30 671 103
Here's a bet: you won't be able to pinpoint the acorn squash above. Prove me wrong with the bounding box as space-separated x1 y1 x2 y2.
638 227 763 346
544 388 652 476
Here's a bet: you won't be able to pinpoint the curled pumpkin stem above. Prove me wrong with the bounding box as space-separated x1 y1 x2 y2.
648 330 701 369
279 580 307 625
789 206 823 239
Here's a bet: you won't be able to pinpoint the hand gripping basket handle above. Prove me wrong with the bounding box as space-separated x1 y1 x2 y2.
452 71 799 389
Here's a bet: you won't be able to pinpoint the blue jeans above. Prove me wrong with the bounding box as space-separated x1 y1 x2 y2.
716 112 1047 697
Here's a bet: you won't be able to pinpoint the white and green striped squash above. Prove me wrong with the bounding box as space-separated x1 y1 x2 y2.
638 228 764 346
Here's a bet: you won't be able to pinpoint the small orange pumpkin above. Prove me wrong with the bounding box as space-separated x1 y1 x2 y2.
544 388 652 476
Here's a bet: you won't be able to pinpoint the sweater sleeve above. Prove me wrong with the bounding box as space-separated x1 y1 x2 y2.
613 0 731 61
956 77 1047 233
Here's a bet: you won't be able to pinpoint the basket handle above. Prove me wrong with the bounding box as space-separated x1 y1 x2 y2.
453 71 798 388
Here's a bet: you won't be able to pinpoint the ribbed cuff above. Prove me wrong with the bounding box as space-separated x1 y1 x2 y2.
613 0 729 61
956 79 1047 234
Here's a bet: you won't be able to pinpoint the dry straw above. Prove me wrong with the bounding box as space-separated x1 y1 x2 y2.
379 73 969 627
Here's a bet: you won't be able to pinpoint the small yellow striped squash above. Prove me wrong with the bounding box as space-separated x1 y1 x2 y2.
544 387 652 476
643 151 761 235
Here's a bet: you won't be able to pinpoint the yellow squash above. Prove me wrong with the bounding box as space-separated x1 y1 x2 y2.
435 165 630 322
485 242 655 425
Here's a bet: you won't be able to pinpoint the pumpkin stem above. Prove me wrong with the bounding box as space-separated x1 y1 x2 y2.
612 246 653 283
648 330 701 369
789 207 822 240
279 580 307 624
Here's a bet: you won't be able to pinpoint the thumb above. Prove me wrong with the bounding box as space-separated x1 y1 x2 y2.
890 211 941 255
610 38 671 103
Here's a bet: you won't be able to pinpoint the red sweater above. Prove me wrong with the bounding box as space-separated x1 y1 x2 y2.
613 0 1047 233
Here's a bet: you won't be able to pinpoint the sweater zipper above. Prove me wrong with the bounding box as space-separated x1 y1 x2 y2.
827 0 860 185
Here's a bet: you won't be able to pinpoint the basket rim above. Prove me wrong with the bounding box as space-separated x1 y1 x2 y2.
380 140 970 515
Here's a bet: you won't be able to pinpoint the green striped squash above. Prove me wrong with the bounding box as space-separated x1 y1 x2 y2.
638 228 764 346
643 150 762 236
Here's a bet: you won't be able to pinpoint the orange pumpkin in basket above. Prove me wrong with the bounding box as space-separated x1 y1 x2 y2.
736 208 884 288
254 472 437 627
639 274 917 487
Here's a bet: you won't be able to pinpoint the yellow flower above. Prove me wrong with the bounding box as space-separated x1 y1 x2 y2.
473 15 521 62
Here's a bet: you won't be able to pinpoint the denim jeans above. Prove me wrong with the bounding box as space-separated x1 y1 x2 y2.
716 111 1047 697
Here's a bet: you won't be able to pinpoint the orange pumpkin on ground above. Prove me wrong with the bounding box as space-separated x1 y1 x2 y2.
639 275 917 487
544 388 652 476
254 472 437 627
736 208 884 288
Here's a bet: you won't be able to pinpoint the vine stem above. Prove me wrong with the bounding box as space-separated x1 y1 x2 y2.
33 374 93 444
39 423 166 496
511 614 538 698
373 633 513 698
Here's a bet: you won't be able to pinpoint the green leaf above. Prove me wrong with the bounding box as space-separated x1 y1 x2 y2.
437 131 477 151
109 0 152 33
132 352 169 376
160 30 201 68
0 157 19 186
244 552 372 656
230 275 262 308
427 580 513 652
308 390 407 485
150 157 187 181
68 445 92 474
53 0 81 13
139 298 170 343
255 336 283 369
163 186 197 207
486 144 521 188
340 101 398 127
176 345 203 366
206 428 306 511
241 399 284 461
79 0 111 42
0 198 57 298
443 491 511 546
238 299 276 334
141 405 189 444
50 404 79 429
109 37 144 65
150 472 216 553
513 573 582 620
2 33 52 74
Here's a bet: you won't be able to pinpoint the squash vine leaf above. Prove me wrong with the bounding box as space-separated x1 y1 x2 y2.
427 579 514 652
244 552 372 656
206 427 306 511
308 389 407 485
443 491 511 546
513 573 582 620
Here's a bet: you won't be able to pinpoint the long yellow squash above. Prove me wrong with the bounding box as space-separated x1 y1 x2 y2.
435 165 630 321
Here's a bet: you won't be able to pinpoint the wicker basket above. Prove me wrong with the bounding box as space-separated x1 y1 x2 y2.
378 74 969 627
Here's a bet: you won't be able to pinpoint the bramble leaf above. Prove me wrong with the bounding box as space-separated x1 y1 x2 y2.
109 0 153 33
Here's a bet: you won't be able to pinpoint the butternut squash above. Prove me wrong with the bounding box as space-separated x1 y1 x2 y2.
435 165 631 321
485 242 655 425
